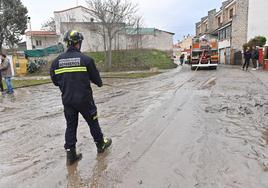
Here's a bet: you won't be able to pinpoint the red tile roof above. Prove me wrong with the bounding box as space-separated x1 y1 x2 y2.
25 31 57 36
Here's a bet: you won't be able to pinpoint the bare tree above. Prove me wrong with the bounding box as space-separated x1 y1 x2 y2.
133 16 143 49
85 0 138 70
41 17 56 31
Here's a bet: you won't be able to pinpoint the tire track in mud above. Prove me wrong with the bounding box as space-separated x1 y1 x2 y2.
88 69 218 187
0 84 65 187
0 69 188 187
2 67 268 187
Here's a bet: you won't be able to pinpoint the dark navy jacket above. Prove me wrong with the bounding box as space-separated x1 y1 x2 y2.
251 49 259 60
244 50 252 60
50 47 102 106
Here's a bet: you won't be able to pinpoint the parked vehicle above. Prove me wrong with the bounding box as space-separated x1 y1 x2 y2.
189 35 218 70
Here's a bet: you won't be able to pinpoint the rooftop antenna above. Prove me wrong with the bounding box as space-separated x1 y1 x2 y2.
76 0 79 6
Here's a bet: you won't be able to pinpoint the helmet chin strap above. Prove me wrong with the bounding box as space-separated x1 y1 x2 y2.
78 41 82 51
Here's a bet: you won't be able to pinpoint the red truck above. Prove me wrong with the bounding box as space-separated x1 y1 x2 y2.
189 35 218 70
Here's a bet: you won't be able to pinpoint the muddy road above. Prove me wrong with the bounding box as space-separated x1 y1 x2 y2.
1 66 268 188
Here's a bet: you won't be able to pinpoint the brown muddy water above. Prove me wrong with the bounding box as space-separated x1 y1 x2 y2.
0 66 268 188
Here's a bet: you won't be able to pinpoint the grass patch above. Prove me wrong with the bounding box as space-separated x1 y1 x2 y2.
27 49 176 76
85 49 177 72
3 79 52 89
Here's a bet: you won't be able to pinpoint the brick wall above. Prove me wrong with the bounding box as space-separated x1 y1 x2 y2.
207 9 217 33
231 0 249 51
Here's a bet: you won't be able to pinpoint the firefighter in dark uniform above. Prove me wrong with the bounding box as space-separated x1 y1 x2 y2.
50 30 112 165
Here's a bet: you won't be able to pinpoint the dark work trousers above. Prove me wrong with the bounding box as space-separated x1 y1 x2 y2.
252 59 257 68
64 102 104 149
243 59 250 70
0 71 3 92
180 59 184 66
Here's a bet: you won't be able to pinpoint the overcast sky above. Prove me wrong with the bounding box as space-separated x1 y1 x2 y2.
21 0 222 42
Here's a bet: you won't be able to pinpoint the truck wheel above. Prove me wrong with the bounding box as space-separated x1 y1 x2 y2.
191 66 196 70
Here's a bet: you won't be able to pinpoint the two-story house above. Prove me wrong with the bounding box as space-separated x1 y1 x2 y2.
216 0 236 64
195 0 268 65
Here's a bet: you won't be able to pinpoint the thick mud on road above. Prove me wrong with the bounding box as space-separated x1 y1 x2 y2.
1 66 268 188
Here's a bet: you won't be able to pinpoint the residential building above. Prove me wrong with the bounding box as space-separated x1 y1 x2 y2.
178 35 194 51
126 28 174 51
54 6 91 36
59 22 127 52
54 6 174 52
173 44 181 59
196 9 218 37
195 0 268 65
23 6 174 52
25 31 59 50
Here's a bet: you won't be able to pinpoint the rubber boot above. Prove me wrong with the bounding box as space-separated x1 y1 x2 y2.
96 137 112 153
66 148 82 165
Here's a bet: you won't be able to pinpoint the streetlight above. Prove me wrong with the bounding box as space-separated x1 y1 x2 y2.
0 0 3 15
27 16 33 49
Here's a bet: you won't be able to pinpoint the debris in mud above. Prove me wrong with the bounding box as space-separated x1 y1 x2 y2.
200 77 216 89
264 107 268 116
262 129 268 145
204 102 263 116
0 127 16 135
138 180 143 184
204 105 233 114
109 91 129 98
0 106 16 112
238 106 254 115
262 162 268 172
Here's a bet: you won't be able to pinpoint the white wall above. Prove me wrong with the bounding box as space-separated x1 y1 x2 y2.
26 36 33 50
248 0 268 45
179 37 193 51
54 7 91 35
34 36 59 49
133 31 173 51
218 39 231 49
26 35 59 50
60 22 127 52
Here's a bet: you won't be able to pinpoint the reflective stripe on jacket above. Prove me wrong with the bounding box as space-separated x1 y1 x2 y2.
50 47 102 106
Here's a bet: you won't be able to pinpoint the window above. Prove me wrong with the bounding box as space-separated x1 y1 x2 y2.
36 40 42 46
226 26 231 38
205 24 208 31
218 25 232 41
218 16 221 26
229 8 234 19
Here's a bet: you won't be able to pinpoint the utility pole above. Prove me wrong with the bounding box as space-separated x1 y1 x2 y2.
27 17 33 50
0 0 3 15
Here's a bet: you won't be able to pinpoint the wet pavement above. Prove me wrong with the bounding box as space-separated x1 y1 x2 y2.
0 66 268 188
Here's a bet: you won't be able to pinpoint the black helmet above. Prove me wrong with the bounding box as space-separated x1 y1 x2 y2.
63 30 84 47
